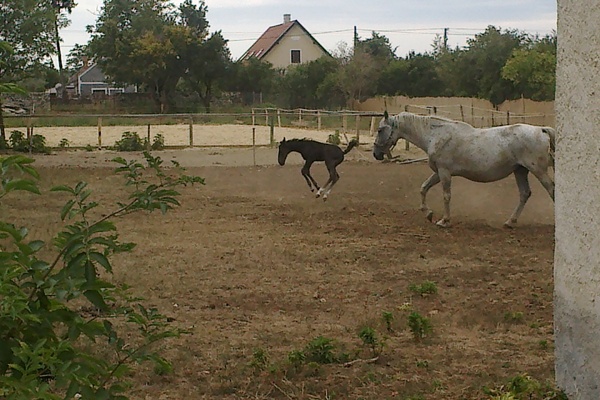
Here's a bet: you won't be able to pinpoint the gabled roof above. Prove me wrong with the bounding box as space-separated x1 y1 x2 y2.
239 18 331 62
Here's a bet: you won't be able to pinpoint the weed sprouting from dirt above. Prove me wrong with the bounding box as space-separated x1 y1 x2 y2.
382 311 394 332
408 311 433 341
409 280 438 296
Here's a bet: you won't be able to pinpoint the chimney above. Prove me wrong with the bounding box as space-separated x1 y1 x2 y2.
82 56 89 68
283 13 291 24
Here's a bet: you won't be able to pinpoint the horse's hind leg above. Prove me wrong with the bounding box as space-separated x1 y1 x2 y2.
504 166 531 228
420 173 440 222
531 169 555 202
318 160 341 200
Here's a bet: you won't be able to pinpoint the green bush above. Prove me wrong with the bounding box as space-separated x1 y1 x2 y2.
151 134 165 150
0 152 205 399
8 130 49 153
114 131 144 151
407 311 433 341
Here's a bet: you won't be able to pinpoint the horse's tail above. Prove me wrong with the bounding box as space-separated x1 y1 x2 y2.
343 138 359 154
542 127 556 169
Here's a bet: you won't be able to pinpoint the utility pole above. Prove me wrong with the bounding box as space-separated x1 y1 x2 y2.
353 25 358 52
443 28 449 50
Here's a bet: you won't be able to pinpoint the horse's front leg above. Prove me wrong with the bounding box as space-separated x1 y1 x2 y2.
436 170 452 228
301 161 319 192
420 173 440 222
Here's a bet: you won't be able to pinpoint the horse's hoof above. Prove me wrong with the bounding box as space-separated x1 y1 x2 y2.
436 219 450 228
322 196 328 202
426 211 434 222
503 221 516 229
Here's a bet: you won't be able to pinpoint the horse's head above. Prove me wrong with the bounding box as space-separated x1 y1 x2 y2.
278 137 290 166
373 111 395 160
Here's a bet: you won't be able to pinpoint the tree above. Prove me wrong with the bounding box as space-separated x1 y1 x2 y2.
0 0 58 83
501 33 557 101
88 0 198 112
336 46 379 105
228 58 280 104
279 56 341 109
182 31 232 112
377 52 443 97
357 32 397 62
50 0 76 97
452 26 525 105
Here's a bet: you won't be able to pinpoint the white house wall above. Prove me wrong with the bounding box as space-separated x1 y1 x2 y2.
262 24 328 69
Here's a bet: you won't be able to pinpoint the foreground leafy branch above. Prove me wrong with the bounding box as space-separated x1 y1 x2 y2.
0 151 205 399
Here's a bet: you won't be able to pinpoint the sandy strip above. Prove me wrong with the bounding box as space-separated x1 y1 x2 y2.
22 124 371 148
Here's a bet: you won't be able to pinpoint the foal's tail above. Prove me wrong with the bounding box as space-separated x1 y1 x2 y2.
343 139 359 154
542 127 556 169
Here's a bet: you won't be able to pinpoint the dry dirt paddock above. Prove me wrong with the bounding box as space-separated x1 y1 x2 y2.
5 144 556 399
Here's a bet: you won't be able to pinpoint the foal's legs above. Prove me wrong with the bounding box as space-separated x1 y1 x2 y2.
316 159 341 200
420 173 441 222
301 160 319 192
504 166 532 228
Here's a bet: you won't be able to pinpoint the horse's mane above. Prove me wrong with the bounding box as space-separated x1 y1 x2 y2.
391 112 431 135
392 112 472 134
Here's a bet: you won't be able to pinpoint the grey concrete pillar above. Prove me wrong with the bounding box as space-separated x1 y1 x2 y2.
554 1 600 398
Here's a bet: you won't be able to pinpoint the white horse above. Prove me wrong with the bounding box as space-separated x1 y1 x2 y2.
372 111 555 228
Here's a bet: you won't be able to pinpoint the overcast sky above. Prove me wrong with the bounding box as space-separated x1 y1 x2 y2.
59 0 557 62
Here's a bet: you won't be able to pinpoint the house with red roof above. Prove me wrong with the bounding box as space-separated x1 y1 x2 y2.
239 14 331 70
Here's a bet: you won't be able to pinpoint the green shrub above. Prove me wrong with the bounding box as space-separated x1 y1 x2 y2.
305 336 337 364
7 130 49 153
409 280 438 296
114 131 144 151
151 134 165 150
408 311 433 341
327 130 341 145
0 152 205 399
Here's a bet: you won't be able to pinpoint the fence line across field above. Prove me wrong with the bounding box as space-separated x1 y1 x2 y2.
4 107 554 150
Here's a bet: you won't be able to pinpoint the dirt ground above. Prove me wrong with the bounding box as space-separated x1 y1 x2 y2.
3 143 557 399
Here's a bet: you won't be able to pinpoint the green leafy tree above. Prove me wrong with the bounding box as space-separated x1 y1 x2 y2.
502 33 557 101
182 31 232 112
228 57 280 104
452 25 525 105
377 52 443 97
88 0 205 112
0 152 205 398
0 0 57 83
279 56 342 109
50 0 76 97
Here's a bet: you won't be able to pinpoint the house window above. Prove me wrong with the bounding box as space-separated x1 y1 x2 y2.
291 50 301 64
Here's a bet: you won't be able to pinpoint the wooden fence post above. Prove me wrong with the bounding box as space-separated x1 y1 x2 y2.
188 117 194 147
370 117 376 136
147 124 151 150
270 117 275 147
317 111 322 130
252 127 256 166
265 109 269 126
460 105 465 121
97 117 102 149
355 115 360 144
251 109 256 126
342 114 347 133
506 111 510 125
277 109 281 127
